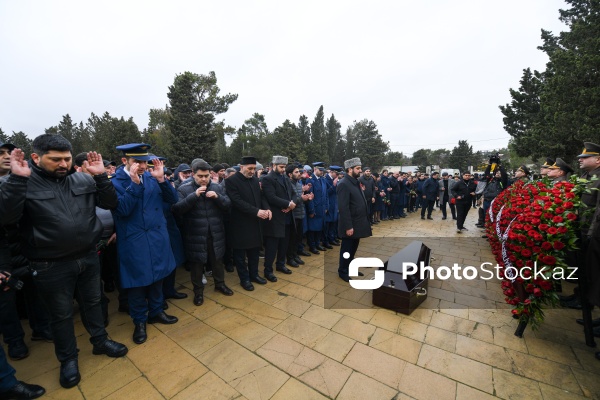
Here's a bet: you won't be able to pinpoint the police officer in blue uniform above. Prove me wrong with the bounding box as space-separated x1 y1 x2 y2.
306 162 328 253
111 144 179 345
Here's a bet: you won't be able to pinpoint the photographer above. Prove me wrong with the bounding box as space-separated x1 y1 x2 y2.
476 154 508 229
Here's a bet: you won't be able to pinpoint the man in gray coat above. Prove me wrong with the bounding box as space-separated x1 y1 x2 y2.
337 158 372 282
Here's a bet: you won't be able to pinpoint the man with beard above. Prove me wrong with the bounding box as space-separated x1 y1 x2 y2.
286 164 311 267
6 134 128 389
451 171 477 233
306 162 328 253
261 156 299 280
358 167 376 224
112 143 179 345
225 156 272 291
337 158 372 282
172 161 233 306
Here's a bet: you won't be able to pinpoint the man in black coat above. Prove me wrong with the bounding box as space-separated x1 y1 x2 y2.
451 171 477 232
358 167 376 224
172 161 233 306
421 172 439 220
225 156 272 291
337 158 372 282
262 156 301 281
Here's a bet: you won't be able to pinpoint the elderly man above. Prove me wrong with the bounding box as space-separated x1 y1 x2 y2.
172 160 233 306
261 156 299 281
5 135 128 388
112 143 179 345
225 156 272 291
547 158 574 184
337 158 372 282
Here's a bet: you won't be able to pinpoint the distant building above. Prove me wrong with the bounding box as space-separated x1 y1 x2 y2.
381 165 419 174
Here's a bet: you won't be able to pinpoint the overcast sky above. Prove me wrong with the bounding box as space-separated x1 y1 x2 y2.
0 0 567 156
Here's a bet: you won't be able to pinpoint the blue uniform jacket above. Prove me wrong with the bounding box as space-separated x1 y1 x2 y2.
111 166 178 288
324 174 338 222
306 174 327 231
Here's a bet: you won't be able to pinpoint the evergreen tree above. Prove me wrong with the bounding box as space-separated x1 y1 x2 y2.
348 119 389 170
447 140 475 173
0 128 9 143
271 119 306 163
167 71 238 164
325 114 341 162
308 106 327 162
8 131 32 152
298 115 311 146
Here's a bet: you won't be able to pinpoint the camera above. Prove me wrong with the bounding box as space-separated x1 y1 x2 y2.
0 271 23 291
489 153 501 165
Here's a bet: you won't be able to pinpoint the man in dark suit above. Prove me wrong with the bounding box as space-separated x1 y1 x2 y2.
421 172 439 220
262 156 301 281
451 171 477 232
337 158 372 282
225 156 272 291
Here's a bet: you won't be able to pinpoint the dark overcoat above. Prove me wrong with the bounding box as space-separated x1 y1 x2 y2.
261 171 299 238
225 171 269 249
324 174 339 223
422 177 439 201
306 174 327 231
112 166 178 289
172 180 230 263
337 174 372 239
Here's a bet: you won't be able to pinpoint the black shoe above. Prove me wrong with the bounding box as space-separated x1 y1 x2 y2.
133 322 147 344
240 281 255 291
258 251 265 258
225 264 235 273
482 235 488 238
59 359 80 389
339 275 351 282
559 294 577 302
276 266 292 275
0 381 45 399
309 248 320 255
118 303 130 313
162 301 169 310
576 318 600 327
265 273 278 282
193 294 204 306
287 259 300 268
399 214 407 218
298 250 311 257
421 216 425 220
452 217 457 220
31 331 53 343
148 312 178 325
8 341 29 361
596 352 600 361
331 240 341 246
251 275 267 285
442 217 447 220
461 227 469 231
215 284 234 296
358 271 365 277
562 298 582 310
294 256 305 265
427 216 433 220
322 243 333 249
92 339 128 357
165 291 188 300
104 281 115 293
316 245 326 251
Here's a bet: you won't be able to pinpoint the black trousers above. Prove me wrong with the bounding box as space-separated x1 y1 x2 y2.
440 195 456 219
456 201 472 229
264 226 291 275
189 236 225 295
338 238 360 279
421 199 435 217
287 219 303 260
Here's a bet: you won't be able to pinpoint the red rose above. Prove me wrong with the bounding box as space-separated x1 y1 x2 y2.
525 283 534 293
539 224 549 231
526 260 534 267
516 259 524 267
505 288 515 297
511 309 520 315
567 213 577 221
565 192 575 199
558 226 568 233
544 213 554 219
539 280 552 290
521 249 532 258
532 246 541 253
547 227 558 235
526 241 534 248
553 241 565 250
524 299 531 305
544 255 556 265
541 242 553 251
511 298 520 305
509 255 517 262
555 207 565 214
533 288 543 297
553 216 564 223
563 201 574 209
522 268 531 278
533 211 542 217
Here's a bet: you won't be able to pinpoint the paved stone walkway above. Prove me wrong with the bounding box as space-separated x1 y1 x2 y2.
12 207 600 399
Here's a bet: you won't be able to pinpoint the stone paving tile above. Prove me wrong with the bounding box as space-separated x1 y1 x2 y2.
272 296 312 317
227 320 277 351
398 363 457 400
343 342 406 389
336 372 398 400
332 315 377 344
368 308 402 332
167 319 227 358
301 304 343 329
368 328 422 364
79 358 141 400
417 344 493 394
456 383 497 400
538 383 589 400
171 371 242 400
311 330 356 362
424 325 457 352
230 365 289 400
270 378 328 400
570 367 600 398
492 368 543 400
198 339 268 383
104 377 165 400
273 315 330 348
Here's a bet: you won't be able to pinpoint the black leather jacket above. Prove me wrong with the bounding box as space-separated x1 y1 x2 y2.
5 163 118 261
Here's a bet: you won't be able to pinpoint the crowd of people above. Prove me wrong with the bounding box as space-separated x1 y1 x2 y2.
0 134 599 398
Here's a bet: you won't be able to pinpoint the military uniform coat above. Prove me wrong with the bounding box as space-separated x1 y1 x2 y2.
306 174 327 231
112 166 178 289
325 174 339 223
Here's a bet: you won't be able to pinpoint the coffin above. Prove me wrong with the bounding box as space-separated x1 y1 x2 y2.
372 241 431 315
